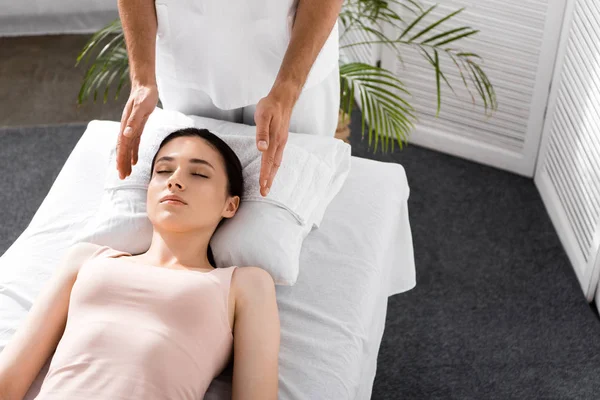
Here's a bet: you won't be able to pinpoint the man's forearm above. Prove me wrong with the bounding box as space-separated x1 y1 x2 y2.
270 0 343 103
118 0 158 87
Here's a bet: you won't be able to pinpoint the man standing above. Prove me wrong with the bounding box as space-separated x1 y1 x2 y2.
116 0 343 197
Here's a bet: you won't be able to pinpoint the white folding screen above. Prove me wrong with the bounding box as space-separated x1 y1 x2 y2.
534 0 600 302
380 0 566 177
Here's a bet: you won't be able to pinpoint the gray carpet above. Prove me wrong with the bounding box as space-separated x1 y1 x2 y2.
346 124 600 398
1 119 600 399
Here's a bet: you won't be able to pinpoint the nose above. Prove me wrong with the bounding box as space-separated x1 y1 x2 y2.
167 171 185 190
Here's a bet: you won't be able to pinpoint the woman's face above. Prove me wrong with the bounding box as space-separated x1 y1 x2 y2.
147 136 240 233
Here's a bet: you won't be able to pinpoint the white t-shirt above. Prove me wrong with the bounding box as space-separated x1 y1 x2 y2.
154 0 339 110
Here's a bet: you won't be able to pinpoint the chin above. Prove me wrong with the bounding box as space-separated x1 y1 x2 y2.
150 213 190 232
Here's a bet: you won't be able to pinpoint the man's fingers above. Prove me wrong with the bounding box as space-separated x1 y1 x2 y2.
256 106 274 195
259 145 277 196
130 115 148 166
118 106 148 178
266 147 284 191
117 100 133 152
124 108 145 139
131 135 141 166
116 134 133 179
117 100 135 179
255 108 272 152
119 98 133 135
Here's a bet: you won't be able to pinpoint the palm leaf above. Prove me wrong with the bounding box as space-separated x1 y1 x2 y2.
340 62 416 152
434 29 479 47
341 3 497 120
76 19 129 104
409 8 464 43
398 4 436 41
420 26 470 45
456 52 483 59
448 53 475 104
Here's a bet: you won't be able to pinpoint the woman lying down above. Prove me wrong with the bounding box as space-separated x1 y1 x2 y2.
0 128 280 400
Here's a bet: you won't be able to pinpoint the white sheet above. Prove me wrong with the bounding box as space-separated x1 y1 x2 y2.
0 121 416 399
0 1 118 37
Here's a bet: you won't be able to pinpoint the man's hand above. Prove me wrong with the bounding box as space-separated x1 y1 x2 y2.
254 90 296 197
116 83 159 179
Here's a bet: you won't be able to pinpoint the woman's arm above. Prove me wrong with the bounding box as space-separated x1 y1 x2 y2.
0 242 101 400
231 267 280 400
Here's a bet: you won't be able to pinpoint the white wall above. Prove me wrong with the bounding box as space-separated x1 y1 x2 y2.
0 0 118 37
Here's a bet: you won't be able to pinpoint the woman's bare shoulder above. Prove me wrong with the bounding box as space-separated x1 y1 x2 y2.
231 267 276 302
66 241 104 259
59 242 104 275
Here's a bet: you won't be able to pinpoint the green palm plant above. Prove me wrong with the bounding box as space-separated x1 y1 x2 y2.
77 19 127 105
77 0 496 153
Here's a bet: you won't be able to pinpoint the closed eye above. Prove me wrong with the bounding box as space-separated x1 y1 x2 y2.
156 170 208 178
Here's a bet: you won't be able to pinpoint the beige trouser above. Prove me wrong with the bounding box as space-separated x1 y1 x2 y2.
159 65 340 137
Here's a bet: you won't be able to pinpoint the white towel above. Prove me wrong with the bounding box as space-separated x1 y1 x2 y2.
105 107 351 227
104 110 194 190
218 135 350 226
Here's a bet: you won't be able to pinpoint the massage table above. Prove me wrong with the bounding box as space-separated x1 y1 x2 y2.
0 121 416 399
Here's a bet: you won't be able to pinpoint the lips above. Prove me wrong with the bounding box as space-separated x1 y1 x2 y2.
160 194 187 205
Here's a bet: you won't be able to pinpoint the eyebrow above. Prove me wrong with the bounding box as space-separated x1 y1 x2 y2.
155 156 215 170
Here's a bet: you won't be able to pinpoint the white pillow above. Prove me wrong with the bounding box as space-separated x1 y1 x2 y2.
73 108 350 285
210 202 309 283
73 187 151 256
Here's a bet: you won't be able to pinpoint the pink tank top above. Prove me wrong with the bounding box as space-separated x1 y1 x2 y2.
35 246 237 399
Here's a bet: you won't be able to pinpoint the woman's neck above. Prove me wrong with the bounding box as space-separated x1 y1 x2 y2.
141 229 213 270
